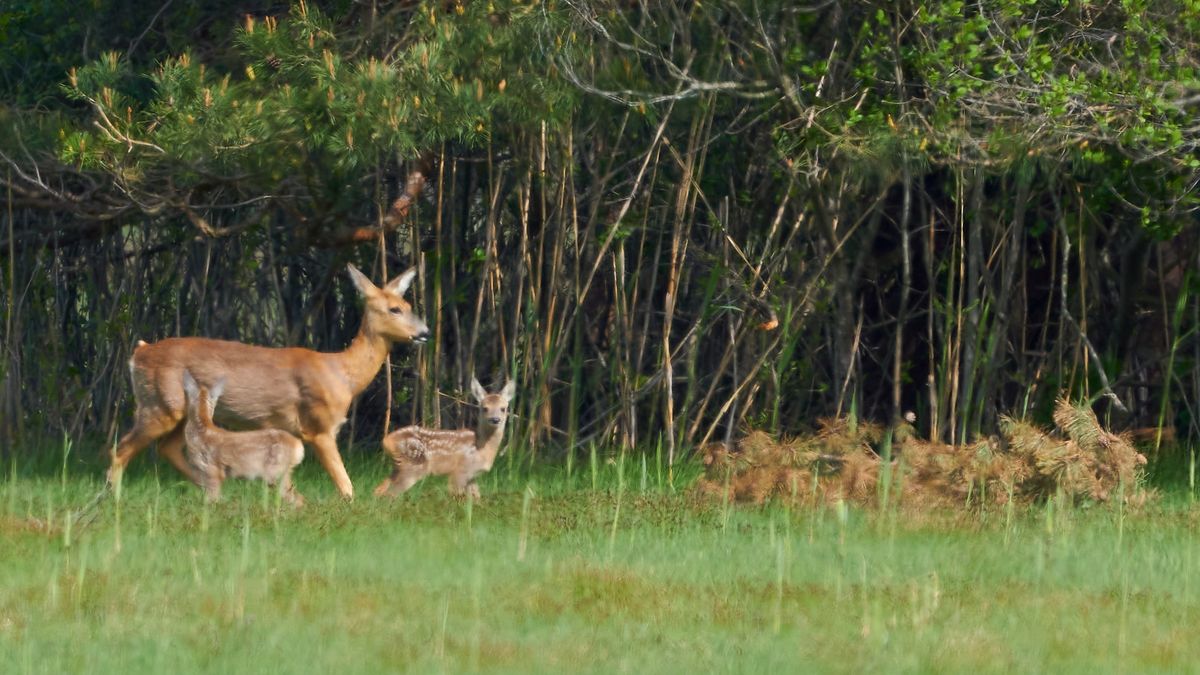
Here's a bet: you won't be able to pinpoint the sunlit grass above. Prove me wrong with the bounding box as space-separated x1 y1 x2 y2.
2 447 1200 673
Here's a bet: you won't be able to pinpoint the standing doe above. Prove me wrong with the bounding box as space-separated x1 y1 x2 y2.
108 264 429 499
374 379 516 499
183 370 305 506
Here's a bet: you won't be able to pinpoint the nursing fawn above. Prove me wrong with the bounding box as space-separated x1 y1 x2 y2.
183 370 306 506
374 379 516 499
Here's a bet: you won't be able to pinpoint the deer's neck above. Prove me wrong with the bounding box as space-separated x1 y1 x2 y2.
337 324 392 396
473 420 507 469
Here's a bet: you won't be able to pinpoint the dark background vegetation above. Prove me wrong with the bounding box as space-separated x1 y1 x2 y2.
0 0 1197 468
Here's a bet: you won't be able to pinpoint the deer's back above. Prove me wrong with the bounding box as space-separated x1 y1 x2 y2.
199 426 303 480
384 426 475 473
132 337 349 436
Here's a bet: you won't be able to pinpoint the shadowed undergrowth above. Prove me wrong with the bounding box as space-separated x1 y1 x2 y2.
3 449 1200 673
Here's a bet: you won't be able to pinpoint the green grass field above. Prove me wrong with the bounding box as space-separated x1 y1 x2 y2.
2 447 1200 674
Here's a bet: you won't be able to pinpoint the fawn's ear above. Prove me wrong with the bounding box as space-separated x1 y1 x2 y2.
470 378 487 403
346 264 379 298
500 380 516 402
208 377 226 405
384 268 417 297
182 370 198 399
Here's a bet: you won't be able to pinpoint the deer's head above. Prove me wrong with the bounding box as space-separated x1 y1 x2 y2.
471 378 515 429
347 264 431 344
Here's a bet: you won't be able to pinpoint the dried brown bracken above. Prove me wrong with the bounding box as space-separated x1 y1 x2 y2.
696 399 1149 509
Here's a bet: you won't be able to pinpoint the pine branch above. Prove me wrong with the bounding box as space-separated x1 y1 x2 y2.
322 152 434 246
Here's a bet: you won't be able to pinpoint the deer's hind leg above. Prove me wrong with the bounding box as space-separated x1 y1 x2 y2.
108 413 194 485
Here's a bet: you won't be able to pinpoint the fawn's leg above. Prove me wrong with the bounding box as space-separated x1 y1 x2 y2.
199 462 225 502
372 471 397 497
203 474 223 502
374 465 425 497
449 473 479 499
279 471 305 507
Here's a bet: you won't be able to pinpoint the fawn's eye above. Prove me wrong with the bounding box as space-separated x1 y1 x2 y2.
389 306 403 314
502 407 507 413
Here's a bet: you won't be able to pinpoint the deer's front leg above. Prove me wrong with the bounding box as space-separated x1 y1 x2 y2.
311 433 354 499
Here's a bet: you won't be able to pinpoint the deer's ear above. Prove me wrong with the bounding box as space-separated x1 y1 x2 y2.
500 380 516 402
346 264 378 298
384 268 417 297
470 378 487 403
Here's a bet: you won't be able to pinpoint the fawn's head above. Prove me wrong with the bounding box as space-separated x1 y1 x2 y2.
347 264 430 344
182 370 226 422
470 378 516 429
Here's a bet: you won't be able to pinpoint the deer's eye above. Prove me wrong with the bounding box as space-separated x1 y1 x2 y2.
389 307 403 314
501 407 507 413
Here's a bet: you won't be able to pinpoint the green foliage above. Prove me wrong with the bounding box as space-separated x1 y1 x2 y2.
57 2 576 196
13 0 1200 231
0 1 285 106
759 1 1200 230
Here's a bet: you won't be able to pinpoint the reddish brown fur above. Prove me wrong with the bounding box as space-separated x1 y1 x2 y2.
108 265 429 499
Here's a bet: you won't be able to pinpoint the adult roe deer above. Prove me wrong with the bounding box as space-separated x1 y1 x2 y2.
182 371 305 506
374 378 515 499
108 264 430 499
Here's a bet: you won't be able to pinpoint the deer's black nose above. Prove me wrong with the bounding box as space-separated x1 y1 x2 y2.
413 329 431 344
489 417 501 424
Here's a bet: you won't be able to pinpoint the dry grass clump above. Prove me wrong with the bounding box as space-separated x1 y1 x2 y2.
697 399 1149 509
698 418 885 505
